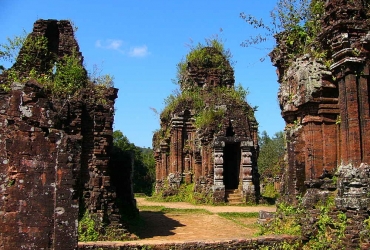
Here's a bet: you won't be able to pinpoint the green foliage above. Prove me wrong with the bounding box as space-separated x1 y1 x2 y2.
258 131 285 180
150 182 214 205
20 35 49 69
218 212 259 219
52 51 87 95
112 130 156 195
160 85 249 130
262 183 280 199
303 197 347 250
258 201 302 236
0 27 113 98
0 30 27 64
241 0 326 60
177 37 233 81
361 217 370 243
259 196 350 249
194 108 225 130
78 211 99 242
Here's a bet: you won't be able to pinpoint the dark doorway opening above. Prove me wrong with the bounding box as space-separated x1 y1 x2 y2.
223 142 240 189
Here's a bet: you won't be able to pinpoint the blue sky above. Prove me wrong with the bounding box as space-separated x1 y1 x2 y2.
1 0 285 148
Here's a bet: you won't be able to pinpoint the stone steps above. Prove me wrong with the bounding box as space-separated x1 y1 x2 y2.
225 189 243 204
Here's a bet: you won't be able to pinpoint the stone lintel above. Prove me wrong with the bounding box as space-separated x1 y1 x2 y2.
330 57 365 70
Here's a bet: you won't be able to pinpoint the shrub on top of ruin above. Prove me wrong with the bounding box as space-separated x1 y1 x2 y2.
0 30 115 99
52 51 87 95
176 37 234 83
154 38 254 149
159 84 250 132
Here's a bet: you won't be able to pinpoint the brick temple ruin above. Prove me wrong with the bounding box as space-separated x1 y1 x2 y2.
153 45 259 204
0 20 135 249
271 0 370 248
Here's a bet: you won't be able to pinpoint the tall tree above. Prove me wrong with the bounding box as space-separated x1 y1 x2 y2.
258 131 285 180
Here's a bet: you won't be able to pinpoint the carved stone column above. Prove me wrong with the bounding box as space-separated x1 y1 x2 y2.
241 140 255 202
213 141 225 202
160 142 169 179
184 153 192 184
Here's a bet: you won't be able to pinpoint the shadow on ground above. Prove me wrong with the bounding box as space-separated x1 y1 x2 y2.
130 211 185 239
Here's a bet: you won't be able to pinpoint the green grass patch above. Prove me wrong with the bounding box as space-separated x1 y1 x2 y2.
218 212 259 229
138 205 212 215
161 208 212 214
218 212 259 218
134 193 147 198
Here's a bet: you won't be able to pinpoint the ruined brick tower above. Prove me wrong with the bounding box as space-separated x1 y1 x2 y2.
153 44 259 203
271 0 370 247
0 20 133 249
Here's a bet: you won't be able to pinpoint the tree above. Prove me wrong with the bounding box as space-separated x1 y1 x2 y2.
111 130 155 195
258 130 285 180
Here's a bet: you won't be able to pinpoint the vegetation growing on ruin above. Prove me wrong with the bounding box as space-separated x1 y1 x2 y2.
155 85 251 148
0 29 114 99
241 0 326 63
258 201 302 236
78 211 99 242
259 195 349 249
361 217 370 244
153 38 254 154
176 38 233 82
150 182 214 205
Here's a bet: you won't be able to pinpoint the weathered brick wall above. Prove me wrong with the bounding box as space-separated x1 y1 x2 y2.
271 0 370 248
154 47 259 203
0 81 83 249
0 19 133 249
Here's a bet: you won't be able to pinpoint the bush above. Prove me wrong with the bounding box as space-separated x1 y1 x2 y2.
78 211 99 242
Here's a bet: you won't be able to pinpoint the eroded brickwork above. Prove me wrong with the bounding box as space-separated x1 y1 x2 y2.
0 20 131 249
271 0 370 248
154 46 259 203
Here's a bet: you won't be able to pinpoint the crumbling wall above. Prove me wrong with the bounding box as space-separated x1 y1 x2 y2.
0 80 83 249
0 19 132 249
271 0 370 248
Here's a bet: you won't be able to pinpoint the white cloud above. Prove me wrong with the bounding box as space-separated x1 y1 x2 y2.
128 45 149 57
95 39 124 52
96 40 149 57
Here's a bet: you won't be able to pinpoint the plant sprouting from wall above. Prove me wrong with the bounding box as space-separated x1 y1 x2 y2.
177 37 234 83
0 27 114 98
241 0 325 60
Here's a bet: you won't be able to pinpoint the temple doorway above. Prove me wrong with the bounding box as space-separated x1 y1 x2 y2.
223 142 240 189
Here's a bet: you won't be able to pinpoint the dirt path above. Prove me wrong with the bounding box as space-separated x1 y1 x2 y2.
79 198 277 248
124 197 276 243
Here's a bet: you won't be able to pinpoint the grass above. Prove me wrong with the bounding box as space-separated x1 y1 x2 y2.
137 205 213 215
218 212 259 229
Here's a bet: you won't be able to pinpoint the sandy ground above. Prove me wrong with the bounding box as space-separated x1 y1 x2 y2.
79 198 277 247
126 197 276 242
